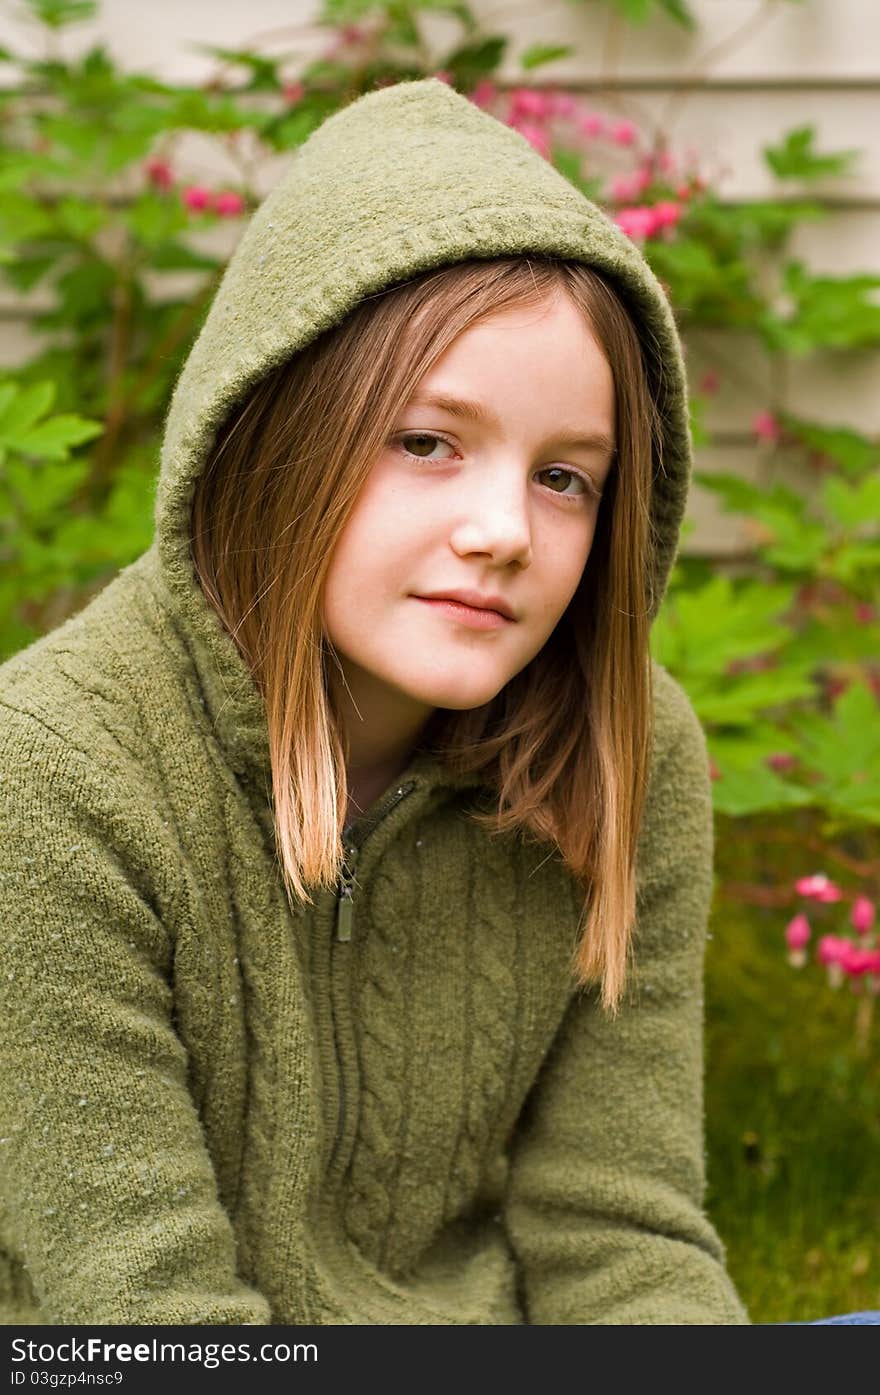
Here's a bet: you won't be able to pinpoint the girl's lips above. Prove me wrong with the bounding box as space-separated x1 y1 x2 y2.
414 597 511 630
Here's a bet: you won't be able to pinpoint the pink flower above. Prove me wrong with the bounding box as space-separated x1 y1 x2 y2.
676 181 694 200
182 185 213 212
510 120 550 159
817 933 848 987
795 873 844 902
469 79 497 110
753 411 781 443
610 119 638 147
430 70 453 86
282 81 304 106
548 91 578 118
652 200 683 229
609 170 651 202
509 87 553 121
841 945 880 977
144 157 173 190
213 190 246 218
854 602 876 624
698 370 721 395
851 895 876 936
708 758 722 782
614 205 658 241
577 111 606 138
785 913 811 967
786 914 811 949
817 934 845 965
657 150 676 174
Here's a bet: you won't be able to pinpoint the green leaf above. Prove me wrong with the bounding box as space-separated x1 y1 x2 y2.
0 381 56 438
11 414 103 459
23 0 98 28
445 35 507 87
0 193 56 243
704 736 813 818
764 125 859 182
150 241 222 272
590 0 696 27
519 45 574 71
187 46 282 93
785 679 880 823
784 605 880 672
760 261 880 354
4 454 91 515
826 539 880 589
821 474 880 529
693 471 803 519
687 667 817 725
317 0 377 20
54 197 107 241
0 252 61 293
41 114 108 160
787 418 880 476
691 477 828 572
126 192 187 248
0 152 79 194
165 90 268 134
651 573 798 677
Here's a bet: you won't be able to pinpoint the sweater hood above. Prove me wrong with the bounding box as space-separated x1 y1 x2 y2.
150 77 694 792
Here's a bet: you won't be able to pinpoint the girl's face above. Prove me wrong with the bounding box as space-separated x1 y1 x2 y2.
322 290 617 759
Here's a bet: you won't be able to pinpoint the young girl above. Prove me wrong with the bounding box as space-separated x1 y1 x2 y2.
0 77 750 1325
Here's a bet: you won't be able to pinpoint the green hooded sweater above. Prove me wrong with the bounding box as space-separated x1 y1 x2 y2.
0 78 748 1325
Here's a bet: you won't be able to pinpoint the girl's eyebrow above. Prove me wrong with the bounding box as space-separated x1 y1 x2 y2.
407 390 616 455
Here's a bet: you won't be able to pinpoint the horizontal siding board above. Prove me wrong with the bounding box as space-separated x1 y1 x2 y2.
477 0 880 83
1 1 878 86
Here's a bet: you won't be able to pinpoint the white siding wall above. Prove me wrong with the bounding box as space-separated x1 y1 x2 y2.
1 0 877 556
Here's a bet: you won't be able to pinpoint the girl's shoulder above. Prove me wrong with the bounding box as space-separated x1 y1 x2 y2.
0 551 199 784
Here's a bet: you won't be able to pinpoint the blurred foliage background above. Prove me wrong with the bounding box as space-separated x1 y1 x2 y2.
1 0 878 1321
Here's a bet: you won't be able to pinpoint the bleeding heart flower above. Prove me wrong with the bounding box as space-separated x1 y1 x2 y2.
213 190 246 218
611 119 638 146
182 185 213 212
753 411 781 443
785 914 811 967
795 873 844 902
851 895 876 936
470 79 498 110
144 157 173 190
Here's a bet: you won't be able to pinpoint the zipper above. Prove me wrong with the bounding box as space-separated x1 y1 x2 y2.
328 778 418 1184
334 779 417 941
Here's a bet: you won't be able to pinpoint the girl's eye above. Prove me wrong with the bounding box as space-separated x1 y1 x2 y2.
396 432 455 462
393 433 602 504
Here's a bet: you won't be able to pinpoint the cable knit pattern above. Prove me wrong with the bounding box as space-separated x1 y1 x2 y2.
0 78 749 1324
344 849 410 1261
442 823 520 1226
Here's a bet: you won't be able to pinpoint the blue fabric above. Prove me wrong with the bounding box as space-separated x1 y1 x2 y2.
808 1311 880 1324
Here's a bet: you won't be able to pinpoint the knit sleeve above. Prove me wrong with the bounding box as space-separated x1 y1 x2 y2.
0 709 272 1325
502 694 749 1325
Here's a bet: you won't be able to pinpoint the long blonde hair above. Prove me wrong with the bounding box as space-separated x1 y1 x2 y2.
190 256 663 1012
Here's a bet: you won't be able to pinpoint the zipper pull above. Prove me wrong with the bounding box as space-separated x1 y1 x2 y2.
335 844 360 942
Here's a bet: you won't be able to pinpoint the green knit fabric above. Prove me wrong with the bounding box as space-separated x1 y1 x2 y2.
0 78 748 1324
